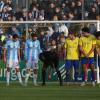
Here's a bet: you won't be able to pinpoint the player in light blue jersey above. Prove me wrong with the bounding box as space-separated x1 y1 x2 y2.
25 33 42 86
4 34 23 86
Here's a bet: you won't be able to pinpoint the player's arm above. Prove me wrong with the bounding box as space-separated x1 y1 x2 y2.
3 48 7 63
3 42 7 63
79 45 87 56
79 37 87 57
18 48 20 62
87 38 96 57
86 44 96 57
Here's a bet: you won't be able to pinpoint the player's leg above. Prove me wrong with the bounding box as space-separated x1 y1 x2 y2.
39 52 47 85
25 69 30 85
33 60 39 86
54 65 62 86
42 63 47 86
65 60 72 82
6 66 11 86
47 66 52 80
73 60 79 82
80 58 87 86
89 58 96 86
25 61 31 86
33 68 38 86
53 59 62 86
15 68 23 85
6 60 12 86
14 62 23 85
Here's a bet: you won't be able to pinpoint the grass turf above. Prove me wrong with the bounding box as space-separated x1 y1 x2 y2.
0 82 100 100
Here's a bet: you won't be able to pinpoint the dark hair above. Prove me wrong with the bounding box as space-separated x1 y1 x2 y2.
82 27 90 33
31 33 37 38
13 34 18 39
95 31 100 37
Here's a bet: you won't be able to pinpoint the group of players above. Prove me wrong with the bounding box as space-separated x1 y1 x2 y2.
3 26 100 87
4 33 42 86
64 27 100 87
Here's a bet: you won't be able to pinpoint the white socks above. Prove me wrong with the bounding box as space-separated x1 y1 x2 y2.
25 73 30 85
6 71 10 85
6 71 23 86
17 72 23 84
6 71 38 86
33 74 37 85
25 73 38 86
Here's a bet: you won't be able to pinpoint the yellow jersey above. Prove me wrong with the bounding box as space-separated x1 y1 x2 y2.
64 37 79 60
79 35 96 57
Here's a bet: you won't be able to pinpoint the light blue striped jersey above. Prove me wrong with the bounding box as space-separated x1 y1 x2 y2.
5 40 20 62
25 39 42 61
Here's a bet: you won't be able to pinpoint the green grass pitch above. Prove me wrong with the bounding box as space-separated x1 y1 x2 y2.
0 82 100 100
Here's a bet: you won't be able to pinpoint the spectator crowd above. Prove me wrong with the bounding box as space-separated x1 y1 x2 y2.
0 0 100 21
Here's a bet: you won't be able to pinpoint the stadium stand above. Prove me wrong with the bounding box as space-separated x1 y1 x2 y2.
0 0 99 21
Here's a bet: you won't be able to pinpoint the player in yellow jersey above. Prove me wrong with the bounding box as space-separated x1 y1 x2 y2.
79 27 96 87
64 32 79 83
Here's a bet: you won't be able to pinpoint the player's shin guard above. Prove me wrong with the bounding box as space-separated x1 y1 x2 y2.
57 70 62 86
17 72 23 84
25 73 30 85
42 69 46 85
6 71 10 86
33 74 38 85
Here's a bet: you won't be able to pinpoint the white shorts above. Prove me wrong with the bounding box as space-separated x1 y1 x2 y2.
26 59 38 69
7 61 19 68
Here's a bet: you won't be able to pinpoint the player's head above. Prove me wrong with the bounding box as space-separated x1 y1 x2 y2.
68 31 75 39
28 27 33 33
51 39 56 46
82 27 90 37
13 34 19 41
95 31 100 39
31 33 38 41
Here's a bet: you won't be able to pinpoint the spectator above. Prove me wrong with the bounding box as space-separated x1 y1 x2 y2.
0 1 5 12
38 31 46 51
44 32 51 50
88 7 97 20
31 5 39 21
28 11 34 21
14 8 23 21
38 6 45 21
12 25 20 36
47 26 54 36
59 24 68 37
1 6 9 21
